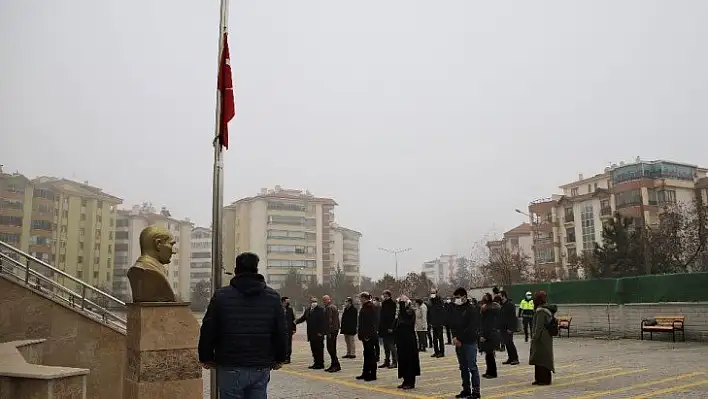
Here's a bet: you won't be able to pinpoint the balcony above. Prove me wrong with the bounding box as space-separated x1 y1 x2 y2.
563 213 575 225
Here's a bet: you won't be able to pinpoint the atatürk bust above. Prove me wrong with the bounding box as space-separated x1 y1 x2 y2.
127 225 177 302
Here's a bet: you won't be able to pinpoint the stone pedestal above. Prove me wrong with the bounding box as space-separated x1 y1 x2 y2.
123 302 202 399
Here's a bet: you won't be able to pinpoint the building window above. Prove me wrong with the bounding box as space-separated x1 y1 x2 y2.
30 220 52 230
93 271 99 279
106 272 111 281
648 189 677 206
565 228 576 243
0 216 23 227
192 251 211 259
535 247 554 264
600 199 611 216
77 256 84 264
267 245 315 254
0 233 21 244
115 231 128 240
77 270 83 279
116 219 129 228
587 184 592 193
267 259 316 268
564 207 574 221
570 188 579 196
80 213 86 221
580 202 596 254
82 199 87 207
173 271 179 277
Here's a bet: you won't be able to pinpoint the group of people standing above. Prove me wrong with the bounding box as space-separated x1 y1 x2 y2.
291 286 557 399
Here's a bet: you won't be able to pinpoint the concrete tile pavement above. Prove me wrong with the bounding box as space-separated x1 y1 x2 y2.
254 335 708 398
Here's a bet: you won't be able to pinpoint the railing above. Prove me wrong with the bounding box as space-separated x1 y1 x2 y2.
0 240 127 332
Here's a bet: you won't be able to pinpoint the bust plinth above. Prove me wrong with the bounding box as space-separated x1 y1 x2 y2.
123 302 201 399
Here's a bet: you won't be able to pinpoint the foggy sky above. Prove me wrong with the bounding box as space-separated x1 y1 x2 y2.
2 1 708 278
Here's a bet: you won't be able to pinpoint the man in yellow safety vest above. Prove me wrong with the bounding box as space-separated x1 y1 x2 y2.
517 291 535 342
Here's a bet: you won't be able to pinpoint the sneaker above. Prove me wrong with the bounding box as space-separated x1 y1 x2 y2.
454 391 472 398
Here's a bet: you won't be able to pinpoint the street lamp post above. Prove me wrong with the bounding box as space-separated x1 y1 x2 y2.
378 247 411 279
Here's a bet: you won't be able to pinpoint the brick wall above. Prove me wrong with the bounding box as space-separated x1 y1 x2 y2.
554 302 708 341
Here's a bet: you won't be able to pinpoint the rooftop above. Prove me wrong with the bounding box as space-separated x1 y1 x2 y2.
504 223 532 237
228 186 337 207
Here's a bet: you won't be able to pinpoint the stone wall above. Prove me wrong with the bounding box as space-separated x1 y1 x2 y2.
0 276 126 399
554 302 708 341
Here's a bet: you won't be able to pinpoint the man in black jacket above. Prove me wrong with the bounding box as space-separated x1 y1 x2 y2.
198 252 286 398
295 296 328 369
356 292 378 381
499 290 519 365
378 290 398 368
450 287 481 399
282 296 296 364
428 289 447 358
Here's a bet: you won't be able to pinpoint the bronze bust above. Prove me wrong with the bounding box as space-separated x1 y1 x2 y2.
127 225 177 302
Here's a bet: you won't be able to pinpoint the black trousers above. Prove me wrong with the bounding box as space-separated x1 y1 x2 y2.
432 325 445 355
309 336 325 366
362 339 377 378
326 333 340 367
286 332 293 360
535 366 552 384
500 330 518 361
484 350 497 377
382 336 397 364
374 338 380 361
522 318 532 341
416 331 427 350
445 325 452 344
426 327 433 346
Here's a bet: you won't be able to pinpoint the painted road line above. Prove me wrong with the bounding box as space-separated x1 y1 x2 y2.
484 368 648 399
433 367 622 397
420 364 579 388
572 372 706 399
278 368 434 399
629 379 708 399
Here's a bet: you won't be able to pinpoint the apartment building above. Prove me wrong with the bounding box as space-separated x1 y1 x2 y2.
223 186 337 289
526 159 708 277
332 224 362 285
112 204 193 301
190 227 212 290
421 254 457 285
0 171 122 292
486 223 533 260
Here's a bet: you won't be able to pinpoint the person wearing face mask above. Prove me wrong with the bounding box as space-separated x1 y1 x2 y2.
518 291 535 342
427 289 447 358
499 290 520 365
356 292 378 382
444 298 454 345
450 288 481 399
378 290 398 368
394 295 420 390
341 297 359 359
282 296 296 364
295 297 327 369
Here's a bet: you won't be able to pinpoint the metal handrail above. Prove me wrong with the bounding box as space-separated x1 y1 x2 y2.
0 240 127 331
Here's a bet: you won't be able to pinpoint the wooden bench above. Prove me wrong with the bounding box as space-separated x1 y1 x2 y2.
557 316 572 338
641 316 686 342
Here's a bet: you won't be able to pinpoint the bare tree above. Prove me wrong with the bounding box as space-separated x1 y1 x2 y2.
482 247 531 286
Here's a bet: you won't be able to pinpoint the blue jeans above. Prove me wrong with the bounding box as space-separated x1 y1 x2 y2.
455 343 480 393
218 367 271 399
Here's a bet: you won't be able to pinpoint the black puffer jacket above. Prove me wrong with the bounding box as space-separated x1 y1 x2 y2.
449 301 480 345
198 273 287 367
427 297 447 326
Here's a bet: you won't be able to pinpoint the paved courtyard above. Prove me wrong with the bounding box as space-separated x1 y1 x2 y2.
203 333 708 398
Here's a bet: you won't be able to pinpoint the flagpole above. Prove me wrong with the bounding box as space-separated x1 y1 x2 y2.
210 0 230 397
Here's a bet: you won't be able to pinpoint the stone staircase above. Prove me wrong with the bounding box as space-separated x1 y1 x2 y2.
0 240 128 399
0 339 89 398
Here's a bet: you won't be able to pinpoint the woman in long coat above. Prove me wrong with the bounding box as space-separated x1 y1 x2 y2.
479 292 500 379
394 295 421 389
529 291 557 385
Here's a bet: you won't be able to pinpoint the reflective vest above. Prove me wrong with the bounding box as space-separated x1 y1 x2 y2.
519 299 534 312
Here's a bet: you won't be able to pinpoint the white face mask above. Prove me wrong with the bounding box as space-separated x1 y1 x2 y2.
430 294 436 298
454 298 464 305
310 302 317 309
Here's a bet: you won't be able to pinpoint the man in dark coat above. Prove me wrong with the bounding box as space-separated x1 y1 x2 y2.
356 292 378 382
282 296 296 364
341 297 358 358
499 290 519 365
428 288 447 357
323 295 341 372
480 293 500 379
373 296 382 362
295 296 328 369
444 298 454 345
198 252 286 397
450 287 481 399
378 290 398 368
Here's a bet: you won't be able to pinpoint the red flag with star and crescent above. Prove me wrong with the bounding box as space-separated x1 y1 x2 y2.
218 32 235 149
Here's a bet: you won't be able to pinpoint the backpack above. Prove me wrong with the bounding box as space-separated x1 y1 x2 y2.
546 315 559 337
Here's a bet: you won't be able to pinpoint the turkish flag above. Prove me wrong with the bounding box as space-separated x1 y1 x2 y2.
218 32 235 149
